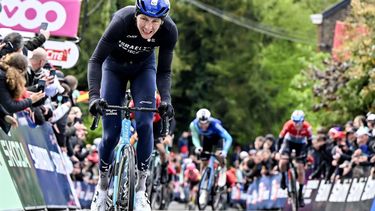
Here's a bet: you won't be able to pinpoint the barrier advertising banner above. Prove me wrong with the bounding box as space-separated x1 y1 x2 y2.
244 173 375 211
0 129 46 210
74 181 95 209
246 174 287 210
18 123 78 208
0 142 23 210
302 177 375 211
0 0 82 37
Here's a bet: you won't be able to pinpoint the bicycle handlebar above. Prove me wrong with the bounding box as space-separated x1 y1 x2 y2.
90 104 170 137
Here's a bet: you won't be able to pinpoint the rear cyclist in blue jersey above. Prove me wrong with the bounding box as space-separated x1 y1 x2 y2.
189 108 233 189
87 0 177 210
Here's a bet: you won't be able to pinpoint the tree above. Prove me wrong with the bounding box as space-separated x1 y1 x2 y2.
306 0 375 126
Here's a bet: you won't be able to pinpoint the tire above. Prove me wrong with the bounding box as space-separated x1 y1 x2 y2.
197 168 210 210
116 146 136 211
289 168 299 211
151 185 164 210
146 155 156 199
212 186 226 210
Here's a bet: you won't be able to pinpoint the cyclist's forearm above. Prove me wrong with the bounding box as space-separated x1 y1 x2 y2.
190 122 201 148
222 135 232 153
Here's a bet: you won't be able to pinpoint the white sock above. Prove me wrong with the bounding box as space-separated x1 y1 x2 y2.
137 170 148 192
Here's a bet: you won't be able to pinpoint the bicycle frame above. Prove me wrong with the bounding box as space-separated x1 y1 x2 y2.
206 154 218 190
201 152 217 197
112 118 133 206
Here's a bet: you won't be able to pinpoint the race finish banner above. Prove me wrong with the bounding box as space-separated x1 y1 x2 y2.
16 116 79 209
0 0 82 37
244 173 375 211
0 139 23 210
0 129 46 210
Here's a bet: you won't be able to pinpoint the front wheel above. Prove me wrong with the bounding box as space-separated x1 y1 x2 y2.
116 146 136 211
288 168 299 211
197 168 210 210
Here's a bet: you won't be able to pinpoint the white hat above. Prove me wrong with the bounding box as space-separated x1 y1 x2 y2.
367 114 375 121
355 127 370 137
240 151 249 160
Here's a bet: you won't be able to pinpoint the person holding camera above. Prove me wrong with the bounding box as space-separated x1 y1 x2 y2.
0 30 50 59
0 52 45 132
26 48 55 93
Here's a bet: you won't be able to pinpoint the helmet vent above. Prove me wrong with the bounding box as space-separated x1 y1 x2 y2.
141 0 146 10
156 7 168 16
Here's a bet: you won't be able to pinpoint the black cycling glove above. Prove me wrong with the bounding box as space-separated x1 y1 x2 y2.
158 101 174 118
89 98 108 116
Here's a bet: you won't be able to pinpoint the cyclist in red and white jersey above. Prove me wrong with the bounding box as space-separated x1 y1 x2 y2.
276 110 312 207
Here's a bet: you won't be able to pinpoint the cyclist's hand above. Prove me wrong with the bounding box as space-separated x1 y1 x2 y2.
218 151 227 158
162 134 173 146
195 147 203 155
158 101 174 118
89 98 108 116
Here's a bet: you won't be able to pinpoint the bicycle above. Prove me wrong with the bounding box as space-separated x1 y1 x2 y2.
90 91 169 211
196 151 227 210
147 148 166 210
284 149 305 211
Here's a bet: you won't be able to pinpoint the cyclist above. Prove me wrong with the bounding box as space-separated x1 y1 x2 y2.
276 110 312 207
189 108 232 189
183 162 201 208
87 0 177 210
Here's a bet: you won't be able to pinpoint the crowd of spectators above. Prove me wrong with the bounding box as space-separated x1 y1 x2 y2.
0 29 99 187
221 113 375 196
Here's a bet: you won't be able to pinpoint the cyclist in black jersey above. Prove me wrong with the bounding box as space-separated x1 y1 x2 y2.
88 0 177 210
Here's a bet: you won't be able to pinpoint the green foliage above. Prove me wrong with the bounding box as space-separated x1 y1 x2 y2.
72 0 342 143
305 0 375 127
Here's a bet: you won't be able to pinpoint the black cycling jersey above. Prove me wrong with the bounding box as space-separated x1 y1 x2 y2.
88 6 178 104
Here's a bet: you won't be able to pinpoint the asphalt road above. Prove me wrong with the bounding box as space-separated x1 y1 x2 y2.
165 201 238 210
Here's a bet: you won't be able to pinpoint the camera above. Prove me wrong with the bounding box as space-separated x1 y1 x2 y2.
50 69 56 77
0 41 15 57
37 80 46 92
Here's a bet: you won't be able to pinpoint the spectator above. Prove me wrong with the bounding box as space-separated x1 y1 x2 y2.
366 114 375 136
231 145 242 168
0 104 18 132
253 136 265 151
0 53 44 131
64 75 80 105
353 115 367 130
0 31 50 58
26 47 54 92
178 131 190 158
310 134 335 180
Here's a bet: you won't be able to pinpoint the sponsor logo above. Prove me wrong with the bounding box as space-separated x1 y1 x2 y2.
0 139 31 168
0 0 66 31
28 144 54 171
151 0 159 6
118 40 153 54
347 177 366 202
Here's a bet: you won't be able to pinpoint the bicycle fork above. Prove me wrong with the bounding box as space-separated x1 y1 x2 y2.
113 119 132 206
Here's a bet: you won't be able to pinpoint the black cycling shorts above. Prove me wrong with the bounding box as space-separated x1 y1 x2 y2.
280 141 307 164
200 134 223 161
